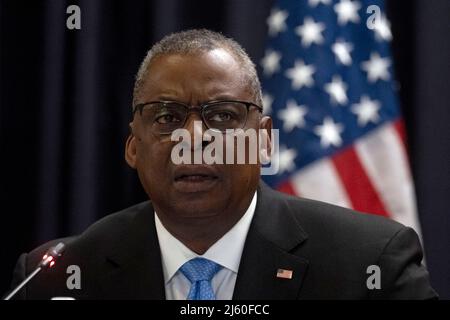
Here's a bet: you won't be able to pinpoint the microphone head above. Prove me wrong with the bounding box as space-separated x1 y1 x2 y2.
49 242 66 257
38 242 66 269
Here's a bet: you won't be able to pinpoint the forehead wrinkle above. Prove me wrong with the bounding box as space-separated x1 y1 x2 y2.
151 78 245 104
138 52 251 105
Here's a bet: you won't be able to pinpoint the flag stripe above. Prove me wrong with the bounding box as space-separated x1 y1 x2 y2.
393 118 410 156
277 180 299 196
393 118 407 145
355 122 421 232
290 158 352 208
332 146 390 217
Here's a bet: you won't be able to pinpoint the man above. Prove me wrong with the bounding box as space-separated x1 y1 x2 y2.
9 29 437 300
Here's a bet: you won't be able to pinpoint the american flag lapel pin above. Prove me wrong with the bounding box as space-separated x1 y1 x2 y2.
276 268 293 279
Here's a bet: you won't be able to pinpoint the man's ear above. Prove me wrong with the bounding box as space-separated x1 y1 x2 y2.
125 122 137 169
259 116 273 162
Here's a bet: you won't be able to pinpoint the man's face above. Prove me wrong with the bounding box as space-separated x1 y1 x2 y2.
126 48 270 221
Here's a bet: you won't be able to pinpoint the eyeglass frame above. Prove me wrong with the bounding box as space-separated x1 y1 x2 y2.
132 99 263 135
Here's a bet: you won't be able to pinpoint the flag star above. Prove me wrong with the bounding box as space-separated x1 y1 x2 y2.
267 8 288 37
285 60 315 89
324 75 348 105
351 95 381 126
308 0 331 7
361 52 391 82
332 39 353 66
277 146 297 174
314 117 344 148
278 100 308 132
295 17 326 47
261 49 282 77
334 0 361 25
373 14 393 41
262 93 274 115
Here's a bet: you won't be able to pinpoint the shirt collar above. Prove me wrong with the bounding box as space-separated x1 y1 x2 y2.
155 192 257 284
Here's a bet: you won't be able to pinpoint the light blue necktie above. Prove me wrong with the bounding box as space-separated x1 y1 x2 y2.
179 258 222 300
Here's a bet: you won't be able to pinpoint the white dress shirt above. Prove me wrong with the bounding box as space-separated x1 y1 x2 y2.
154 192 257 300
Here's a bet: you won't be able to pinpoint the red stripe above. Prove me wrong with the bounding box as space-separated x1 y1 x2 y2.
393 118 410 155
393 118 407 144
392 118 415 182
276 180 298 196
332 146 390 217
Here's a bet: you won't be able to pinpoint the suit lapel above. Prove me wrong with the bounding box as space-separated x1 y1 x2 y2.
95 182 309 300
98 202 166 299
233 182 309 300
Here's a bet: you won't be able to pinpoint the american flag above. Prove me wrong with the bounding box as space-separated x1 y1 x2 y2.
261 0 422 237
277 268 294 279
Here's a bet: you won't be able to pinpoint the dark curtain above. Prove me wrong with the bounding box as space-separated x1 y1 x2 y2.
1 0 449 298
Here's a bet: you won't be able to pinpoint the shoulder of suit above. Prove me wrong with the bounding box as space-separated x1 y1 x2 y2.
267 187 407 242
26 201 152 266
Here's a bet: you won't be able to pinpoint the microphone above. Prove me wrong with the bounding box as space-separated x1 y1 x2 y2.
3 242 66 300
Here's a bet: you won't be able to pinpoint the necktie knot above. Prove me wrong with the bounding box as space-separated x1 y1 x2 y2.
180 258 222 282
179 258 222 300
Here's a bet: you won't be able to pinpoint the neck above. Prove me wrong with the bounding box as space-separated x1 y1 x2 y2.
155 193 254 254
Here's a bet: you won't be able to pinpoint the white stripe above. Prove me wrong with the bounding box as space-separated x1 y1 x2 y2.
291 158 352 208
355 123 422 237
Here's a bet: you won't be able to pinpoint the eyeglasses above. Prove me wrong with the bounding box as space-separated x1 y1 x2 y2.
132 100 263 135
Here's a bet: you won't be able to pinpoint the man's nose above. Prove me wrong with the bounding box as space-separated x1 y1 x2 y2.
184 114 210 151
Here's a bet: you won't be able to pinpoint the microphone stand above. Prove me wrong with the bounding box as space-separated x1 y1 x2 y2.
3 242 66 300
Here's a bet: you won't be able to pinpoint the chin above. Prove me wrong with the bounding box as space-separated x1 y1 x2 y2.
170 197 226 219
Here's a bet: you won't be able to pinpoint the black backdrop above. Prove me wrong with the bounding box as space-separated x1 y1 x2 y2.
1 0 449 298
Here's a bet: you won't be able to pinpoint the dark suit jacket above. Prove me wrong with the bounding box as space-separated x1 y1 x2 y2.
9 183 437 299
